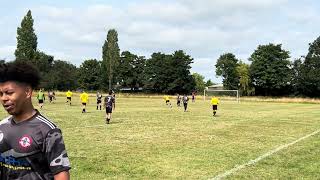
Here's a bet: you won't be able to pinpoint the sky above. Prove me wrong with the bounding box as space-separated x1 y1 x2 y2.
1 0 320 83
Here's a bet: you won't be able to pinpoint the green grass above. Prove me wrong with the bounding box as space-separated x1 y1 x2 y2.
1 96 320 179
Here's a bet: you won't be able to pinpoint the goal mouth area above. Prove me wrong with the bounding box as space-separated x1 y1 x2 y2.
203 89 239 102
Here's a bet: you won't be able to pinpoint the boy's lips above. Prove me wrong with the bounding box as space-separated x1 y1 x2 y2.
3 104 14 111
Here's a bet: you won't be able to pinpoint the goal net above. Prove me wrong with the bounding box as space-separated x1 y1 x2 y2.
203 89 239 102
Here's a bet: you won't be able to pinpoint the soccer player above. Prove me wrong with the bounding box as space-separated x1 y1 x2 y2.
164 95 172 108
104 90 115 124
48 90 56 103
182 94 189 112
0 61 71 179
176 93 181 107
80 90 89 113
96 91 103 110
37 89 45 109
211 96 219 116
192 91 196 102
66 90 72 105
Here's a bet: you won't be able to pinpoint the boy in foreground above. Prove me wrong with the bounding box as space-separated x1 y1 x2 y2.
0 61 71 180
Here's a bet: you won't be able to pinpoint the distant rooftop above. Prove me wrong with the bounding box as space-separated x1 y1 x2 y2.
208 84 223 88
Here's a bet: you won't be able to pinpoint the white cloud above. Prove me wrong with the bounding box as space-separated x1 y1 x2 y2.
191 57 221 82
34 6 74 20
127 2 192 23
181 0 289 11
0 45 15 61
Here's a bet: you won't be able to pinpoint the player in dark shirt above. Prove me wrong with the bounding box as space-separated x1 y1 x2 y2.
96 91 103 110
182 94 189 112
0 61 71 180
48 90 56 103
192 91 196 102
104 90 115 124
176 94 181 107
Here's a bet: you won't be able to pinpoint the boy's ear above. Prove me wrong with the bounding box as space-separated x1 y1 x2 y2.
25 86 33 98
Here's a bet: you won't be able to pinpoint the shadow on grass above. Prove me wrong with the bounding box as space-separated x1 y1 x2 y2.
81 111 93 114
108 120 125 124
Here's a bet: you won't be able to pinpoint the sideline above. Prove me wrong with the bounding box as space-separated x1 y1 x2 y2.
210 129 320 180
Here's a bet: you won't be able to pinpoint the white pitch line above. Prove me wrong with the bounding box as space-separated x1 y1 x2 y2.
210 129 320 180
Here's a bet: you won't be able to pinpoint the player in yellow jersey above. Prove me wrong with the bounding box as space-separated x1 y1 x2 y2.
80 91 89 113
37 89 45 109
163 95 172 108
210 96 219 116
66 90 73 105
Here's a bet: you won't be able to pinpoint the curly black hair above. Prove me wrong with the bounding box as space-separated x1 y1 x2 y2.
0 61 40 89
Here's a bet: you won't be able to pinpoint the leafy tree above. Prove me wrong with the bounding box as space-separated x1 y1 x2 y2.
167 50 195 94
144 50 195 94
291 57 304 96
33 51 54 73
134 56 147 89
144 52 170 92
102 29 120 90
14 9 59 90
15 10 37 61
30 51 55 89
249 43 291 96
236 61 254 96
118 51 134 88
215 53 239 90
299 37 320 97
118 51 146 91
192 73 206 92
78 59 102 90
205 79 214 87
45 60 78 90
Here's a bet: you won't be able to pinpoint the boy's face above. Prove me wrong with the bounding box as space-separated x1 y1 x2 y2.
0 81 32 116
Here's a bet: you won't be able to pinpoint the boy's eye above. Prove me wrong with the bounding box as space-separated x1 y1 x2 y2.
6 91 13 94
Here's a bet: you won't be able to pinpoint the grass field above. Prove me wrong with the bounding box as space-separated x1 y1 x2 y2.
1 96 320 179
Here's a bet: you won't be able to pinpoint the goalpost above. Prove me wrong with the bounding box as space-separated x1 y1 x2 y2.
203 89 240 103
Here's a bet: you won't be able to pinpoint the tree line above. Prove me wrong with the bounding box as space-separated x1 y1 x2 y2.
216 39 320 97
11 10 209 94
8 10 320 97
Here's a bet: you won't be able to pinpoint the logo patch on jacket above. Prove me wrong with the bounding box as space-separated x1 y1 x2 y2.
19 135 32 148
